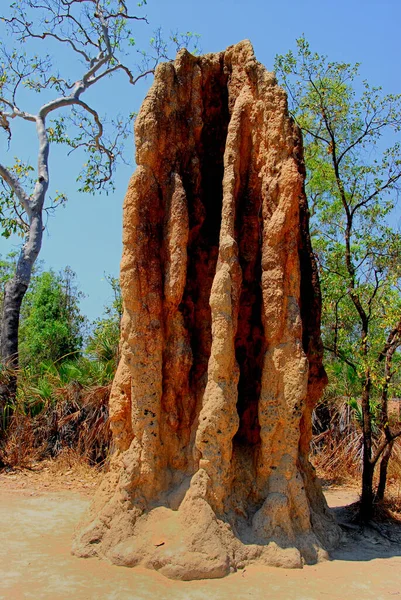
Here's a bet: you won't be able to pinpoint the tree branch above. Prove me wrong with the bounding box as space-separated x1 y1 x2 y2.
378 319 401 363
0 163 32 215
350 172 401 218
89 64 154 87
3 16 92 62
0 103 36 123
371 427 401 466
102 12 148 23
323 344 358 372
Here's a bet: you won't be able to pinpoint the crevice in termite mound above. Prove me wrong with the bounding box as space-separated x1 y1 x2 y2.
178 57 230 433
136 53 231 488
226 97 265 523
228 179 266 525
233 186 264 449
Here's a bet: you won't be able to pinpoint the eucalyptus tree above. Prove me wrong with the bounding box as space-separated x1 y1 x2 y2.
0 0 198 415
275 38 401 520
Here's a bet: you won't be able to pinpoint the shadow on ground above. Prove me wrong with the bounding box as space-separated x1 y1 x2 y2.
330 502 401 563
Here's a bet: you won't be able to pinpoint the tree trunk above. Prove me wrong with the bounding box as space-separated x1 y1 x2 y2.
376 441 393 501
0 207 43 430
0 278 28 366
360 453 374 521
360 374 373 521
374 329 399 502
0 278 28 427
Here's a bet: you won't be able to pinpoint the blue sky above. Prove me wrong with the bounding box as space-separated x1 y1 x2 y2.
1 0 400 321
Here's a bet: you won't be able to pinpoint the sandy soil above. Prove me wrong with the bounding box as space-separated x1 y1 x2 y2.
1 471 401 600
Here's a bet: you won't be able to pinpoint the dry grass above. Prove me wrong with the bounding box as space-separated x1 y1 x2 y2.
0 447 102 495
46 447 103 479
311 399 401 515
383 442 401 515
311 400 363 485
3 382 401 516
1 412 45 468
0 381 112 469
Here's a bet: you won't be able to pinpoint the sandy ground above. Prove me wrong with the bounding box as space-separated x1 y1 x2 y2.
1 473 401 600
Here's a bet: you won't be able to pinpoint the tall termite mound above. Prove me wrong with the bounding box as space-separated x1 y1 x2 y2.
73 41 340 580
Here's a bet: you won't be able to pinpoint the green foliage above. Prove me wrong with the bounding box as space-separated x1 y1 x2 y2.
0 0 201 210
16 270 123 415
275 37 401 400
19 267 86 370
0 250 17 285
7 273 120 462
0 255 118 461
17 357 115 414
276 38 401 509
86 274 121 368
4 354 112 465
3 267 118 426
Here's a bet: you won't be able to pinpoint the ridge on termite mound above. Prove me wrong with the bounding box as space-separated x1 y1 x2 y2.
73 40 341 580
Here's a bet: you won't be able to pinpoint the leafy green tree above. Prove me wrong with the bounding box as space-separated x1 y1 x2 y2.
275 38 401 520
0 0 199 413
0 261 85 431
19 267 86 370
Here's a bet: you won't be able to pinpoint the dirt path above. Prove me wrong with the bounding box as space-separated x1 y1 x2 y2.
1 481 401 599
